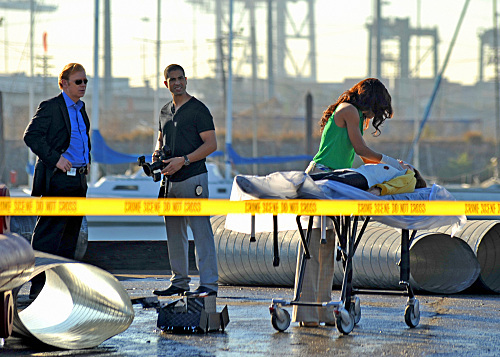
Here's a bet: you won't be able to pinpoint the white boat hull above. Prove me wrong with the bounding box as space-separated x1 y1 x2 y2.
86 163 232 241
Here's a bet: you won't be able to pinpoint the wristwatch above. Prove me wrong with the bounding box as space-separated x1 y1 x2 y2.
183 155 190 166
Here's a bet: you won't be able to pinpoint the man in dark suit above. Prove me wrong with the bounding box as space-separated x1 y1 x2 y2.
24 63 91 298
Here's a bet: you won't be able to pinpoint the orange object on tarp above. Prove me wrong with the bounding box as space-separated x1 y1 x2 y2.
9 170 17 186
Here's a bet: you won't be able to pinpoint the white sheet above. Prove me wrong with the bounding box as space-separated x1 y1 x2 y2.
225 171 466 235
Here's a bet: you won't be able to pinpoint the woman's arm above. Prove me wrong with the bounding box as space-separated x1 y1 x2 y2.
335 104 383 163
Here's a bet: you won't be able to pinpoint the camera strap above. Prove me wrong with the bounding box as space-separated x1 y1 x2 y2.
171 121 178 157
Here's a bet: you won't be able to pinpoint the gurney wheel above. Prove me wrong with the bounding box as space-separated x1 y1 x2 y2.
335 307 354 335
404 300 420 328
271 307 291 332
351 296 361 325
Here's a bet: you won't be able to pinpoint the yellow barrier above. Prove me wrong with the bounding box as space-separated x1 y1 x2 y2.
0 197 499 216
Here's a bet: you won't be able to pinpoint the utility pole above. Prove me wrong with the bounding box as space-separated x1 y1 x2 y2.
225 0 234 180
0 1 57 185
306 92 313 156
267 0 274 100
249 0 259 174
375 0 382 78
154 0 161 147
493 0 500 158
413 0 421 169
0 91 4 184
103 0 112 110
140 17 150 87
0 17 6 72
494 0 500 169
28 0 35 183
91 0 101 184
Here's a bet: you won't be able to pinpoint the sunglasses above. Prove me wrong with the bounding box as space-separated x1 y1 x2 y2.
71 79 88 85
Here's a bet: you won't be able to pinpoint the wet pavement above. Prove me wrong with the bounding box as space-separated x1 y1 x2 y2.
1 273 499 356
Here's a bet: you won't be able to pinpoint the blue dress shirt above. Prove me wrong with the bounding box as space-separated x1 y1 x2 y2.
61 91 89 167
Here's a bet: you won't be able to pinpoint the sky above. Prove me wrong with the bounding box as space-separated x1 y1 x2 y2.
0 0 495 87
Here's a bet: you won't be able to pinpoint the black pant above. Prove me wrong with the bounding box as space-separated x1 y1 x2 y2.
309 169 369 191
31 170 87 260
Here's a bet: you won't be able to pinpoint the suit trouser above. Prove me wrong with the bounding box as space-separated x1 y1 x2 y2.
292 228 336 324
164 173 218 291
30 170 87 296
31 170 87 259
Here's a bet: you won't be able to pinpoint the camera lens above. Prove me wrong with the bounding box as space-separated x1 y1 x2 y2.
142 163 153 176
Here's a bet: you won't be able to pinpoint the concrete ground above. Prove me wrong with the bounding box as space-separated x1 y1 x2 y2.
1 273 499 357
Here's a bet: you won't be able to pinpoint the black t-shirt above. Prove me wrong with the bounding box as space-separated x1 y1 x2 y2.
158 96 215 182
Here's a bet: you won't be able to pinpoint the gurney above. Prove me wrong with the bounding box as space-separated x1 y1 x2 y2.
226 171 465 334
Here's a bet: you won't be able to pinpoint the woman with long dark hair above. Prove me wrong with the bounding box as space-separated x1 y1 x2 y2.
295 78 403 328
306 77 398 174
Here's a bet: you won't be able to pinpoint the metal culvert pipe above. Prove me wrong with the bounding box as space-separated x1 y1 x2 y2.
212 215 298 286
406 232 480 293
213 216 480 293
332 226 402 290
428 220 500 293
13 251 134 349
332 226 480 294
0 233 35 292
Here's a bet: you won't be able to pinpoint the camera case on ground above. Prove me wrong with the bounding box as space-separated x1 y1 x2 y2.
157 295 229 334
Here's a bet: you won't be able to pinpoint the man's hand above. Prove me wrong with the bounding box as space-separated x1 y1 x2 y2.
56 156 72 172
161 157 185 176
152 150 162 162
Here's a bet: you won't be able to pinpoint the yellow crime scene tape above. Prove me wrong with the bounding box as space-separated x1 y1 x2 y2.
0 197 499 216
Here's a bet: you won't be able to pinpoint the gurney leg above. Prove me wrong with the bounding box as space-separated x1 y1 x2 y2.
250 215 256 242
292 216 314 302
400 229 410 283
334 216 357 335
295 215 312 260
320 216 327 244
400 229 420 328
272 215 279 266
339 216 358 303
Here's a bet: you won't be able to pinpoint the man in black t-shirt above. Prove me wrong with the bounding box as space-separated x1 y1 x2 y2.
153 64 219 297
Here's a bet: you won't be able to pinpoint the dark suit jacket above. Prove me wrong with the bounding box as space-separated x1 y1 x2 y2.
24 93 91 196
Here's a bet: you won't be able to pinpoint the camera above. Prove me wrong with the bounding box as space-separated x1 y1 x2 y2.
138 145 172 182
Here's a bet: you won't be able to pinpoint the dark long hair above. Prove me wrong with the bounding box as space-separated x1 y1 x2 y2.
414 168 427 189
319 78 393 136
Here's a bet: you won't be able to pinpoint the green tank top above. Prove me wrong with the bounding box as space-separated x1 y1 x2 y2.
313 108 364 170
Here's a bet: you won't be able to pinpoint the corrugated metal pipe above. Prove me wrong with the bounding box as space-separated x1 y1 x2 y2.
426 220 500 293
212 216 481 294
13 251 134 349
0 233 35 292
212 215 299 286
332 226 480 294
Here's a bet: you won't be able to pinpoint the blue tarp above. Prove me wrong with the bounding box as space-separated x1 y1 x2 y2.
92 130 225 164
26 130 310 171
226 143 312 165
91 131 310 165
91 130 147 164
